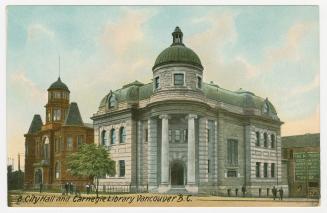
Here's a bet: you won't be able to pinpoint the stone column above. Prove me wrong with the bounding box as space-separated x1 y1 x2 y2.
186 114 198 193
158 114 170 192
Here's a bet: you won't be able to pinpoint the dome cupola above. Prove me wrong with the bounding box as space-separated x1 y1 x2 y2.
152 27 204 92
48 77 70 92
153 27 203 70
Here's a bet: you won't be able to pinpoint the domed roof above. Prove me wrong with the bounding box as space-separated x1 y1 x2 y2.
48 77 70 92
153 27 203 70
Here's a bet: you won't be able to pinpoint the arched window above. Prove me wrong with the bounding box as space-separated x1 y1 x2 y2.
55 161 60 179
263 133 268 148
110 129 116 145
263 101 269 113
101 130 107 146
108 95 116 108
43 137 50 160
119 127 126 144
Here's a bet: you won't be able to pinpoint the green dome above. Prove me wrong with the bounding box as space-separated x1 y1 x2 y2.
48 77 70 92
153 26 203 70
153 45 203 70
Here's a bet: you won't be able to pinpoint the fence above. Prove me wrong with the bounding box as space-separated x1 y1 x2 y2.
25 183 148 194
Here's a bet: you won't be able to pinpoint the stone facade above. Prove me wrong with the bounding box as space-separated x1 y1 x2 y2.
91 27 287 196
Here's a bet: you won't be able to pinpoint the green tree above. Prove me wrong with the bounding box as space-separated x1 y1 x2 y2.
66 143 115 197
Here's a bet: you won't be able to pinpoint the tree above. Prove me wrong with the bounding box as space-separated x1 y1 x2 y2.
7 165 24 190
66 143 116 197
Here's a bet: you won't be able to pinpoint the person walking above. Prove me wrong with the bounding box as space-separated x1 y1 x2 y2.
241 185 246 197
272 186 277 200
69 182 73 194
39 183 43 193
279 187 284 200
235 188 239 197
86 183 90 194
65 182 69 195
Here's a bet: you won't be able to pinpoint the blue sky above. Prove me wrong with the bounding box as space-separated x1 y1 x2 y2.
6 6 319 168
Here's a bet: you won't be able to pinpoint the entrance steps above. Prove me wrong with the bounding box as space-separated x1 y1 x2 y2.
167 186 188 194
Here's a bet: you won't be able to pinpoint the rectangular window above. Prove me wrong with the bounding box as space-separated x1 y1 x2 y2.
154 76 160 89
271 134 275 148
264 163 268 177
227 170 237 177
119 160 125 177
53 109 61 121
183 129 188 143
174 130 181 143
256 162 261 178
208 160 210 173
197 76 202 88
77 135 84 147
271 163 275 177
54 92 61 99
110 129 116 145
174 73 184 86
47 111 51 122
67 136 73 151
256 132 260 146
207 129 210 144
227 139 238 166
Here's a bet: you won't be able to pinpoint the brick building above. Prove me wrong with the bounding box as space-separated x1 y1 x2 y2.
282 133 320 198
24 77 93 189
91 27 287 195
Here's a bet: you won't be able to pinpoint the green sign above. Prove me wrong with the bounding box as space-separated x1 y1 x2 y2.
294 152 320 181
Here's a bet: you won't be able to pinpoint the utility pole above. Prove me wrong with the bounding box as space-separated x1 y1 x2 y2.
18 153 21 171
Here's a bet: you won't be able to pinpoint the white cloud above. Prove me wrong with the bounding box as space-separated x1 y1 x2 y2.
10 70 47 101
99 8 156 57
289 71 320 96
258 22 315 73
27 24 55 41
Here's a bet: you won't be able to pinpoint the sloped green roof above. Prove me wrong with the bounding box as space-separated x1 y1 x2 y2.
202 82 277 114
282 133 320 148
153 45 203 70
48 77 70 92
98 81 278 116
27 114 43 134
64 102 84 126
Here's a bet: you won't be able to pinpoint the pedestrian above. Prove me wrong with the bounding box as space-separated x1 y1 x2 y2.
279 187 284 200
69 182 73 194
39 183 43 193
235 188 238 197
65 182 69 195
227 188 231 197
259 188 262 197
86 183 90 194
272 186 277 200
241 185 246 197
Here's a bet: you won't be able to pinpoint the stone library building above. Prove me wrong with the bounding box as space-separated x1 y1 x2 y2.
91 27 287 195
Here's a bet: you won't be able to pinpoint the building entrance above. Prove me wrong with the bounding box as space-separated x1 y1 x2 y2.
34 169 42 185
170 161 184 186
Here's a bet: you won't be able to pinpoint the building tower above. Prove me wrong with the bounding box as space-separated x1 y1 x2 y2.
45 77 70 127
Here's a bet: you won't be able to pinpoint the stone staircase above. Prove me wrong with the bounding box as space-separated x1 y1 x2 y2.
167 186 189 194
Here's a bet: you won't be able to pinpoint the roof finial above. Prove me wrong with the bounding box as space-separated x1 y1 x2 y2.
58 55 61 79
171 26 184 46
